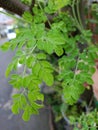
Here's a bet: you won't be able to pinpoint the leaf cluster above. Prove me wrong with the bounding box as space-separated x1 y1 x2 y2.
73 109 98 130
0 0 98 121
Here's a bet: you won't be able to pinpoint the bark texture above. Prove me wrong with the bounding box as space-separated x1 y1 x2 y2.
0 0 30 16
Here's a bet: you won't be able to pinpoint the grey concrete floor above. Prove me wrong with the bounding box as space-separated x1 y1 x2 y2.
0 38 51 130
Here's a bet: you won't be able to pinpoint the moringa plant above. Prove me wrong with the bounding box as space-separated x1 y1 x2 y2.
0 0 98 121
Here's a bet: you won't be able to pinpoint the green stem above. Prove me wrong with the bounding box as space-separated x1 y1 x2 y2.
72 0 81 30
71 0 91 44
72 55 80 84
37 2 51 27
22 64 27 77
29 44 37 54
76 0 83 30
22 44 36 77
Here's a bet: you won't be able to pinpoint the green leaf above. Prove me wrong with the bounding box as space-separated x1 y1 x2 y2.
44 72 54 86
12 94 26 109
89 67 96 74
5 63 14 78
37 39 54 54
53 0 71 10
16 50 24 56
82 29 92 43
26 39 36 48
86 77 94 85
40 71 54 86
10 28 36 49
31 102 43 111
55 46 64 56
31 23 45 38
9 74 23 88
32 62 41 76
5 59 18 77
41 61 53 70
26 56 35 68
0 42 10 51
36 53 46 60
19 55 26 64
12 103 19 114
12 93 21 99
22 102 43 121
37 29 65 54
63 82 85 105
45 0 71 12
22 11 33 23
27 75 41 90
33 7 47 23
28 91 44 102
47 30 65 45
22 106 31 121
19 94 27 109
22 76 32 87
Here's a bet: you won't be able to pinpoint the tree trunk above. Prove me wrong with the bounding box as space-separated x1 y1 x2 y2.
0 0 30 16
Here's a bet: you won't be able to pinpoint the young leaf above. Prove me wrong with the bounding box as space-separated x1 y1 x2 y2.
5 63 14 78
55 46 64 56
22 11 33 23
9 74 23 89
0 42 10 51
5 59 18 77
28 91 44 102
41 71 54 86
12 103 19 114
45 72 54 86
22 105 31 121
36 53 46 60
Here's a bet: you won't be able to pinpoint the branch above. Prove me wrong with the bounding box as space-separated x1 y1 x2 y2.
79 0 87 28
0 0 30 16
30 0 35 14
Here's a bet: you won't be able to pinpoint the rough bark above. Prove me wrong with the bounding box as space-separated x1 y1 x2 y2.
0 0 30 16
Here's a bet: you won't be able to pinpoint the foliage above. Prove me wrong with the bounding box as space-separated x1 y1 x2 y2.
0 0 98 121
73 109 98 130
21 0 32 5
61 100 87 122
